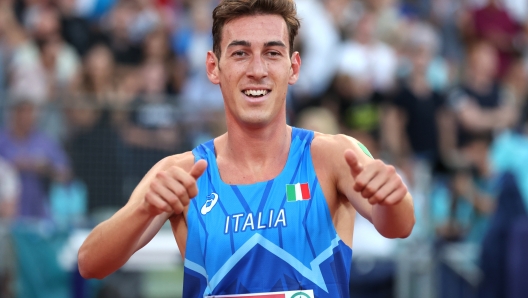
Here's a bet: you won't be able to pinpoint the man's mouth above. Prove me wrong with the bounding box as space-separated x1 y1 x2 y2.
243 89 271 98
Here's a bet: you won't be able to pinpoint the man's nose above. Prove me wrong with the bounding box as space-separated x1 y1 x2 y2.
246 55 268 80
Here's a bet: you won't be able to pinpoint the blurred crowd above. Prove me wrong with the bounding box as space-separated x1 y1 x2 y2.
0 0 528 297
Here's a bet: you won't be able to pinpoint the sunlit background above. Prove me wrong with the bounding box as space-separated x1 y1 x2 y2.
0 0 527 297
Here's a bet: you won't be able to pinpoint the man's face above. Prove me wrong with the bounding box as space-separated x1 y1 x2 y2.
206 14 300 128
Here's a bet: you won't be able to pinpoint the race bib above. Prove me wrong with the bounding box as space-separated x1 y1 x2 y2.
206 290 314 298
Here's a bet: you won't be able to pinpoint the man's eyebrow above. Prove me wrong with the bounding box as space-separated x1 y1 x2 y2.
227 40 251 48
264 41 286 48
226 40 287 48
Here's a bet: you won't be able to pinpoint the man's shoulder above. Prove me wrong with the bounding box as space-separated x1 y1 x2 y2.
311 133 374 162
311 132 357 152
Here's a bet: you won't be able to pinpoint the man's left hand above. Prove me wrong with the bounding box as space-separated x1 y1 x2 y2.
344 149 408 206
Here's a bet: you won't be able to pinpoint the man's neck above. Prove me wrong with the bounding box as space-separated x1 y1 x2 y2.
215 118 292 184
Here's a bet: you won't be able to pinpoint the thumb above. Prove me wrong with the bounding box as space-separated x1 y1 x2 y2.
189 159 208 180
344 149 363 178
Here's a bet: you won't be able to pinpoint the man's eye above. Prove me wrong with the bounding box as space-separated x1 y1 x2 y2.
233 51 246 57
267 51 280 57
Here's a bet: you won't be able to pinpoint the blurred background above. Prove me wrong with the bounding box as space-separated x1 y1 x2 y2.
0 0 527 297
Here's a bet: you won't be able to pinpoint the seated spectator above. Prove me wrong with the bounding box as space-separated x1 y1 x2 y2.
0 96 70 219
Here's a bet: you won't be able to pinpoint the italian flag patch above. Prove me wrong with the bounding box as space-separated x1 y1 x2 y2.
286 183 311 202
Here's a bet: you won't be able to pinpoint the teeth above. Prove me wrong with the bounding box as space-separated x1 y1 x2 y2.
244 89 268 96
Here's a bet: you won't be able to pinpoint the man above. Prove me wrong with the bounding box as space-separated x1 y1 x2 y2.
0 96 70 219
78 1 415 297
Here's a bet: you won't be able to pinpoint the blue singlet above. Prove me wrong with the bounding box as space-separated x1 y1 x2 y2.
183 127 352 297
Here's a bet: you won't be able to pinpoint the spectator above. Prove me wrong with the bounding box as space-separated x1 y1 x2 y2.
450 134 497 243
448 41 518 150
323 0 363 37
37 35 80 100
65 43 125 213
128 0 162 43
114 66 142 107
332 11 397 156
65 97 124 214
385 22 455 169
429 0 466 72
120 61 182 180
290 0 341 109
361 0 408 48
459 0 524 78
338 11 398 94
30 6 81 99
103 1 144 65
330 78 384 158
58 0 96 57
0 3 48 104
71 43 118 105
174 0 223 110
0 96 71 219
143 28 172 64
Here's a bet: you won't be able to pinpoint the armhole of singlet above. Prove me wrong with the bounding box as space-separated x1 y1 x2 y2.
356 141 373 159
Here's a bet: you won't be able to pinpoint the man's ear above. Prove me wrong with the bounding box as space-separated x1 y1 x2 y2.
206 51 220 85
288 51 301 85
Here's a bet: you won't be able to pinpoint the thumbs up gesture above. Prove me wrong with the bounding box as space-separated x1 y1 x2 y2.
144 159 208 215
344 149 407 206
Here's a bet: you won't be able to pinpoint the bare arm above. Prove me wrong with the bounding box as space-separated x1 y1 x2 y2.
383 106 410 158
78 152 206 279
437 107 458 162
331 135 415 238
458 101 518 132
0 200 17 219
122 125 181 152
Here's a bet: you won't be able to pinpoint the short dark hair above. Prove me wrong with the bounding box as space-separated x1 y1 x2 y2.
212 0 300 59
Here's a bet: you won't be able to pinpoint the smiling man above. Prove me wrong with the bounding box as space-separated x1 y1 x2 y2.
78 1 415 297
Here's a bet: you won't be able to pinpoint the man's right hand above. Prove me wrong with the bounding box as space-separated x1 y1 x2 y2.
144 159 208 215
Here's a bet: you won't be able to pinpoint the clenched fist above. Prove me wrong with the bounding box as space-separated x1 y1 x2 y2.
144 160 208 215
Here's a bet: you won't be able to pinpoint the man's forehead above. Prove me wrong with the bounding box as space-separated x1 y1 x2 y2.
221 14 289 47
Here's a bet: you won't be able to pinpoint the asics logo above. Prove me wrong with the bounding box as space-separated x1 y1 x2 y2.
201 193 219 215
